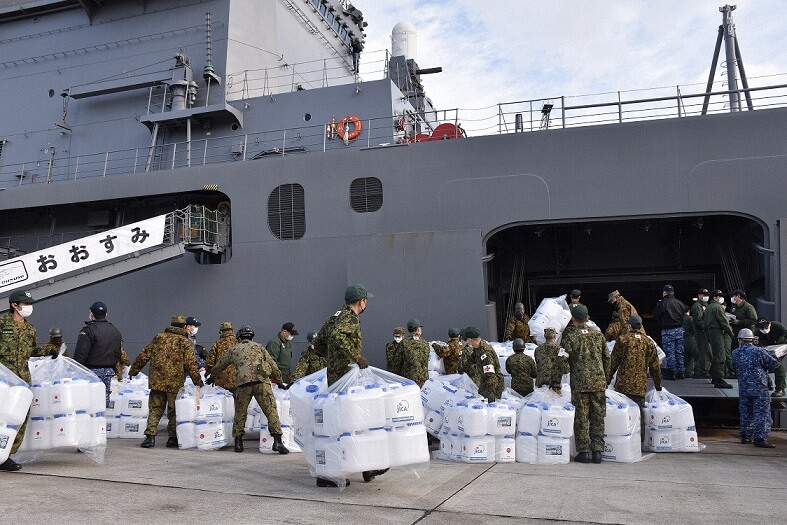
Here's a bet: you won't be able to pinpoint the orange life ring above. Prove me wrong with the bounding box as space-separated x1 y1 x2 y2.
337 115 362 141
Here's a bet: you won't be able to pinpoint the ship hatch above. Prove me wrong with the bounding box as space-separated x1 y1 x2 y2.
485 215 767 341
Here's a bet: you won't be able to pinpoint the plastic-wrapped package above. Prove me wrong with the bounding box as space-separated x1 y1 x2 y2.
604 390 641 436
259 424 301 453
515 432 537 463
602 433 642 462
647 336 667 363
427 345 446 374
486 403 516 436
455 402 488 436
289 369 328 453
172 384 230 450
13 356 106 464
645 428 700 452
0 362 33 425
383 380 423 426
529 295 571 343
495 435 516 462
424 408 443 436
537 434 570 464
461 434 495 463
644 388 695 430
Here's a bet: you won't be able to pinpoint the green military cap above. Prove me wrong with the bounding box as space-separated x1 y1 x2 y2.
171 315 187 326
448 327 461 338
512 338 525 351
9 290 36 304
464 326 481 339
345 283 373 303
407 319 422 331
608 290 620 301
393 326 406 336
220 321 233 332
570 289 581 298
307 331 318 342
514 302 525 311
571 304 588 320
629 315 643 328
544 327 557 337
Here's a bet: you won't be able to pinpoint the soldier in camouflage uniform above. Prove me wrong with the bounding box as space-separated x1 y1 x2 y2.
703 289 734 389
458 328 481 386
399 319 429 386
39 327 68 358
505 338 536 397
607 316 662 441
207 326 288 454
731 329 783 447
568 289 582 309
754 319 787 397
205 322 239 391
386 326 405 375
293 331 327 380
431 327 462 375
551 304 609 463
504 302 533 343
535 327 564 387
0 290 55 472
130 315 204 449
463 326 504 402
605 290 638 342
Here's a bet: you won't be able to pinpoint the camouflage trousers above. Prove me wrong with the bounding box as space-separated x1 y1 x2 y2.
739 394 772 441
572 391 606 452
707 330 731 382
479 373 504 403
511 377 534 398
234 382 281 437
626 393 646 443
145 390 177 437
10 407 30 454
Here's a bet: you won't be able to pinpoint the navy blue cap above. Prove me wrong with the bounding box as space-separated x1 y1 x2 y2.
185 316 201 327
90 301 107 314
663 284 674 292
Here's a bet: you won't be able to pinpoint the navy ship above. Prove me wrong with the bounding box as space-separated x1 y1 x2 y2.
1 1 786 367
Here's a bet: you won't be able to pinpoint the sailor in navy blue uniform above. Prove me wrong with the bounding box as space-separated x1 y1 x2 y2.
731 328 783 448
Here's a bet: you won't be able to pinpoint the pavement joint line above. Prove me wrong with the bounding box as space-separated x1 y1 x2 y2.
423 462 497 519
419 507 626 525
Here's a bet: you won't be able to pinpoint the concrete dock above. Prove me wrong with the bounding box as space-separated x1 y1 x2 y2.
4 429 786 524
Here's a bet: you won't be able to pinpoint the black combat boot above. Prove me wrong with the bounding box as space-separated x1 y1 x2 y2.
234 436 244 453
662 369 675 380
316 477 349 487
0 458 22 471
740 435 752 444
272 434 289 454
166 437 178 448
676 372 685 380
140 435 155 448
573 452 591 463
712 379 733 389
591 451 602 464
753 439 775 448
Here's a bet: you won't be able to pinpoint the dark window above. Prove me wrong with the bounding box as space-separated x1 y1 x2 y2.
318 2 326 15
326 12 334 25
268 183 305 239
350 177 383 213
0 140 4 160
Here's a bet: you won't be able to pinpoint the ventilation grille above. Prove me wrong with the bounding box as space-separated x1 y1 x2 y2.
268 183 305 240
350 177 383 213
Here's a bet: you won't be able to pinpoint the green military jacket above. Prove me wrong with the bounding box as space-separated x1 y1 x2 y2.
505 351 537 397
703 301 734 337
432 338 462 375
608 327 662 397
266 334 292 382
206 332 239 390
534 341 564 387
386 340 403 375
130 326 203 392
318 304 364 386
399 334 430 386
0 312 40 383
730 300 758 333
504 315 531 341
691 300 707 332
211 340 280 387
553 322 609 392
293 345 327 380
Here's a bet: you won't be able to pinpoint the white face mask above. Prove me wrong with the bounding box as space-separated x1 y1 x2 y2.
717 297 725 304
190 327 199 336
394 337 403 343
699 295 708 302
17 304 33 318
286 335 294 341
761 327 771 334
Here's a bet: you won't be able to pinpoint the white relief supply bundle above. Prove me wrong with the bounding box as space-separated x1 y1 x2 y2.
515 387 574 465
15 356 107 464
644 388 702 452
105 373 154 439
0 362 34 464
297 365 429 490
528 295 573 344
258 385 301 454
602 389 647 463
174 384 233 450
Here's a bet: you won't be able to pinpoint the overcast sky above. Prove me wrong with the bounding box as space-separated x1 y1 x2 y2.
355 1 787 132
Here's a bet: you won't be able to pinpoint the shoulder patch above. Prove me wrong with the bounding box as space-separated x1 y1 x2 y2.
634 334 641 339
334 311 342 317
580 329 589 334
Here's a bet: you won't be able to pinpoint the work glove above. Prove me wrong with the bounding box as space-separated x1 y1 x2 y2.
49 349 59 359
204 374 216 386
280 382 290 390
357 355 369 369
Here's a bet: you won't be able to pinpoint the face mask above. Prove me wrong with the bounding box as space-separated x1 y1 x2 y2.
394 337 403 343
190 327 199 336
761 328 771 334
699 296 708 302
17 304 33 318
718 297 725 304
88 312 95 321
286 335 294 341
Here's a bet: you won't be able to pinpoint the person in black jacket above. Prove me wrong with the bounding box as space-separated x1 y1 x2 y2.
74 301 122 407
652 285 688 380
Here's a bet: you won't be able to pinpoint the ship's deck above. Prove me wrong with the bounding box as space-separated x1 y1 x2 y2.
6 432 786 524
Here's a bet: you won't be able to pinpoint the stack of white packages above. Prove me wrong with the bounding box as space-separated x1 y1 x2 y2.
515 387 574 464
174 384 233 450
17 356 107 463
421 374 484 437
105 373 151 439
528 295 573 344
259 385 301 453
427 345 446 379
294 366 429 489
602 390 643 463
644 388 700 452
0 362 34 463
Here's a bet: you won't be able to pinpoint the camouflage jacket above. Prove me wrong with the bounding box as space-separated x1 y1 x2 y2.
553 322 609 392
40 342 69 358
206 332 239 390
608 327 662 397
505 352 537 396
386 340 403 375
730 300 758 332
210 340 280 387
399 334 430 386
130 326 203 392
702 301 733 336
605 297 638 341
0 312 41 383
293 345 327 380
458 342 480 385
690 300 707 331
534 341 563 387
115 347 130 380
266 334 293 382
464 340 504 389
432 338 462 374
318 304 364 386
504 315 531 341
732 343 781 396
